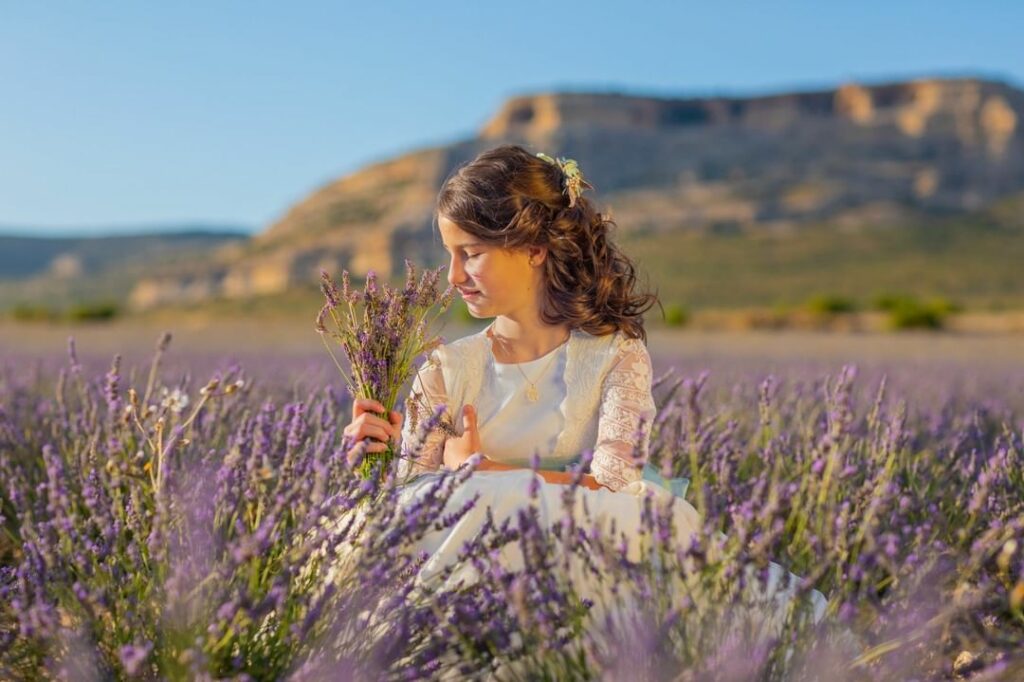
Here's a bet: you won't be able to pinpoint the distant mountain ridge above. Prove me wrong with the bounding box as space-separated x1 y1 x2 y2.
0 228 249 279
5 76 1023 312
0 229 248 310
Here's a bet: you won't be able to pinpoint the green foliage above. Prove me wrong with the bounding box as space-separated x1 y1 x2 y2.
883 296 952 330
620 217 1024 311
805 294 858 315
870 292 962 330
450 299 477 324
889 306 942 330
10 303 59 322
67 301 119 322
927 296 963 316
9 301 120 322
662 302 689 327
871 293 907 312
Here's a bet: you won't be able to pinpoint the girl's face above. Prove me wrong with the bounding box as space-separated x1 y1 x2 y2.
438 214 543 321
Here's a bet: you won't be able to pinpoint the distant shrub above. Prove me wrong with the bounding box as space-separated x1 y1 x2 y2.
663 303 689 327
871 293 910 312
10 303 59 322
927 297 963 316
67 301 119 322
872 293 961 330
886 298 947 330
806 294 858 315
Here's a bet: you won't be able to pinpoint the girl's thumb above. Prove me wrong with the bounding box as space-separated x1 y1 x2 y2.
463 404 476 431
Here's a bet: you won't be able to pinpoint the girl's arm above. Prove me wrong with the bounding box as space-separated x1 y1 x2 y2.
398 350 449 477
589 336 657 492
435 392 610 491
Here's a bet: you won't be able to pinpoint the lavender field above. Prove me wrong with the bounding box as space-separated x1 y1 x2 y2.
1 323 1023 680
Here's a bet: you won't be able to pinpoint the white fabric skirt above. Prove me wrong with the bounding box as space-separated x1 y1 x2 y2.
393 470 827 635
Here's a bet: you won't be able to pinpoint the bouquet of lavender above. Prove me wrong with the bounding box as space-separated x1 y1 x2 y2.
317 260 454 482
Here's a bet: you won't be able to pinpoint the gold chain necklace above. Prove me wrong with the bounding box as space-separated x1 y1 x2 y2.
487 326 570 403
514 342 565 402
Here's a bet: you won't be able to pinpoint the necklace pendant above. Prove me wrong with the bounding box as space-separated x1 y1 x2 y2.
525 385 539 402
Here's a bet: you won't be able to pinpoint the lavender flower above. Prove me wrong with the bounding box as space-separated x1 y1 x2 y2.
317 261 454 481
0 338 1022 680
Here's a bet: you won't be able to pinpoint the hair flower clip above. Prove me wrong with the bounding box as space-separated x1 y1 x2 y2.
536 152 594 208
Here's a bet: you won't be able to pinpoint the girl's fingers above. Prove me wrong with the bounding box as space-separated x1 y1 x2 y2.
345 405 399 444
346 423 391 443
346 438 390 463
363 424 393 442
462 404 477 432
349 413 395 434
352 398 387 418
360 414 393 429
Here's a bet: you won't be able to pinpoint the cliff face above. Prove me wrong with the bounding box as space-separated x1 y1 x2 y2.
483 80 1019 151
130 77 1024 309
129 149 453 308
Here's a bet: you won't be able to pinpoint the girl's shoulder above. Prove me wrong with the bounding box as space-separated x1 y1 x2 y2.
419 329 489 377
432 327 489 359
571 327 647 358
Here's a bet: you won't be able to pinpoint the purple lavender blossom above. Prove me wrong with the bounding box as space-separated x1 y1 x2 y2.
0 339 1022 680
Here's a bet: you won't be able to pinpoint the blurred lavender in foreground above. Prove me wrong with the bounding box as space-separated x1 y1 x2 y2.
0 335 1021 680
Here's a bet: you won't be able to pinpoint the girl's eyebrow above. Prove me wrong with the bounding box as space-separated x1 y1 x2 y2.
442 241 485 250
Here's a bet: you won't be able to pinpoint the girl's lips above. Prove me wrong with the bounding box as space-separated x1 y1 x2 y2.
459 289 481 300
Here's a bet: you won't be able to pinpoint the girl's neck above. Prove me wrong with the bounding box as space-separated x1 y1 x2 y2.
487 316 571 364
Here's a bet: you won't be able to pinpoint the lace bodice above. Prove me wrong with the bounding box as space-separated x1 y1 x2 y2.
398 326 656 492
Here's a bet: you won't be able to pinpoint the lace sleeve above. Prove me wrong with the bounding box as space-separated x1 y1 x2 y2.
591 337 656 492
398 349 450 478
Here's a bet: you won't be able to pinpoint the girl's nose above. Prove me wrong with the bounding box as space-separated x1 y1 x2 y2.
447 255 466 286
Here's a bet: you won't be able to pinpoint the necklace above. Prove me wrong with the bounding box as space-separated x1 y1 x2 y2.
487 325 570 403
514 343 565 402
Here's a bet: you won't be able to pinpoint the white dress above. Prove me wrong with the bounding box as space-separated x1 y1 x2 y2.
399 323 661 491
392 324 826 640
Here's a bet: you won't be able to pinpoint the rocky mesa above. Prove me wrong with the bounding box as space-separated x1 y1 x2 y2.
129 76 1024 309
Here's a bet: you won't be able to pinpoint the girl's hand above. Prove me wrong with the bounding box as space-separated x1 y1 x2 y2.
344 398 402 465
443 404 482 470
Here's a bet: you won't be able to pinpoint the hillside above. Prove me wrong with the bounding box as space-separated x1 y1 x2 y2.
0 229 247 310
7 76 1024 313
125 76 1024 312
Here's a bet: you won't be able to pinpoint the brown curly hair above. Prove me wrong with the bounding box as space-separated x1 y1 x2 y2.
436 144 658 342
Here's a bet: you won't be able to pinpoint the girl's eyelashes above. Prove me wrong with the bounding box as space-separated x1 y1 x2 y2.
442 243 486 261
444 248 480 259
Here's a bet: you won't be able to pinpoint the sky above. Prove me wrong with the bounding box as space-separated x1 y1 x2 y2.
1 1 1022 236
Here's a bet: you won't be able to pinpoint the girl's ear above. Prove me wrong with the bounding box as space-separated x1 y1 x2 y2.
526 245 548 267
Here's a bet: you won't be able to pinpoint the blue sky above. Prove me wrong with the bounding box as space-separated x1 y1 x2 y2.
1 1 1021 236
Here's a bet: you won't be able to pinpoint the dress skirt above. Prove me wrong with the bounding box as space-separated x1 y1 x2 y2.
392 469 827 635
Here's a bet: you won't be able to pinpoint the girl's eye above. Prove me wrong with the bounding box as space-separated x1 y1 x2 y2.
464 252 480 259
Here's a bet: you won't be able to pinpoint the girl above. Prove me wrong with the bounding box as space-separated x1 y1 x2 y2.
345 144 662 494
341 145 824 630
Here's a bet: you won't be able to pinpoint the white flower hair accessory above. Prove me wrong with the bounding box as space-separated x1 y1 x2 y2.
536 152 594 208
